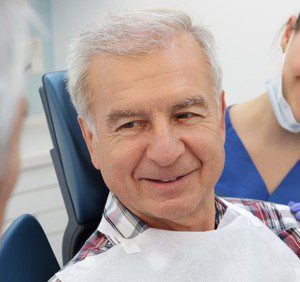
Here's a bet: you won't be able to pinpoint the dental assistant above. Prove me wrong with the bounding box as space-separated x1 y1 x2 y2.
216 14 300 205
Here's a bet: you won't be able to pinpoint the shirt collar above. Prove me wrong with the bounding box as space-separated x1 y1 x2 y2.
103 193 228 239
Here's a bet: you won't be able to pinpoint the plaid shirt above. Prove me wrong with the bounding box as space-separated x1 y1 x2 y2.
51 194 300 281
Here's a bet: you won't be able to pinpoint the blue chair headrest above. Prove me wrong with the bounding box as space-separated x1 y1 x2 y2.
42 71 108 225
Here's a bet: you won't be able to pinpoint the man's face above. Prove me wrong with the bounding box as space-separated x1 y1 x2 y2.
80 35 226 228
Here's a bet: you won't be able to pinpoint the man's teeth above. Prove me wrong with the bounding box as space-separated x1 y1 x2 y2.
160 177 177 182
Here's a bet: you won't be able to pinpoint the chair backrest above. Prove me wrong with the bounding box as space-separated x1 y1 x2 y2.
40 71 109 265
0 214 60 282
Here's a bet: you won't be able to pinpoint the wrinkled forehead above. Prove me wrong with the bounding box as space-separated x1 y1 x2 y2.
85 36 215 114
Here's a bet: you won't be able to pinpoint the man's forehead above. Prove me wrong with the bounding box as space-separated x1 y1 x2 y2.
87 35 209 87
115 93 209 111
86 35 215 119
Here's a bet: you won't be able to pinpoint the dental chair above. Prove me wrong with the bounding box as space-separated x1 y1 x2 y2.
0 214 60 282
40 71 109 265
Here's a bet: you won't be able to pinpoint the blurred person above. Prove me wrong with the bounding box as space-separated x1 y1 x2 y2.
51 10 299 281
216 14 300 207
0 0 38 233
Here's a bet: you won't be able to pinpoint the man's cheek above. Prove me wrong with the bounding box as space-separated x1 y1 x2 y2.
190 135 219 160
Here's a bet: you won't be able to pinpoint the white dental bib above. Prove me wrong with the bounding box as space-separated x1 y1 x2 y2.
57 200 300 282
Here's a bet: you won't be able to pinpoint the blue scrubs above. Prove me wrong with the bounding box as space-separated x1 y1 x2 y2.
215 108 300 205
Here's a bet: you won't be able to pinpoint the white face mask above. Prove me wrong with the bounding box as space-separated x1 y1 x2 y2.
266 32 300 133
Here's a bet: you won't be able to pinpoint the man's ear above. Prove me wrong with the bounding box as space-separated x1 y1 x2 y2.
281 16 297 52
219 90 226 144
78 116 100 170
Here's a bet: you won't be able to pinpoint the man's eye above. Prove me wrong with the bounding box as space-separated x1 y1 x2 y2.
120 121 137 129
176 113 194 119
118 120 147 131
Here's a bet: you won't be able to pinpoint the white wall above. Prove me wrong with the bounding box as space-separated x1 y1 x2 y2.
51 0 299 105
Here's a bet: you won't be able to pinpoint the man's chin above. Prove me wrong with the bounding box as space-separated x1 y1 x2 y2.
136 197 200 227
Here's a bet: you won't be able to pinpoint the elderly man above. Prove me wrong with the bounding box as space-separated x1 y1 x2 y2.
52 10 300 281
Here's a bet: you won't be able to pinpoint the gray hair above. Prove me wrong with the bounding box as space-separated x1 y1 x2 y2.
67 9 223 130
0 0 33 176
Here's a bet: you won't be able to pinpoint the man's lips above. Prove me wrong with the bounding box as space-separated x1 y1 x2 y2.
140 169 197 184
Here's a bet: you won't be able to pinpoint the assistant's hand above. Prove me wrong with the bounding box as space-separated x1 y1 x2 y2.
288 202 300 221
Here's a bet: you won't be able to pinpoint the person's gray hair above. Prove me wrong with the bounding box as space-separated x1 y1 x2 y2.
0 0 33 176
67 9 223 131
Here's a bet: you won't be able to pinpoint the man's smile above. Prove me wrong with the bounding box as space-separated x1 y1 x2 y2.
139 169 198 190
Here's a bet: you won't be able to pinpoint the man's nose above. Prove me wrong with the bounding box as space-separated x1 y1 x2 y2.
146 123 185 167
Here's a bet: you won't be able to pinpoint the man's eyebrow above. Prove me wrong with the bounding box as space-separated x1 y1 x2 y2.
106 109 143 127
171 95 210 112
105 95 209 127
